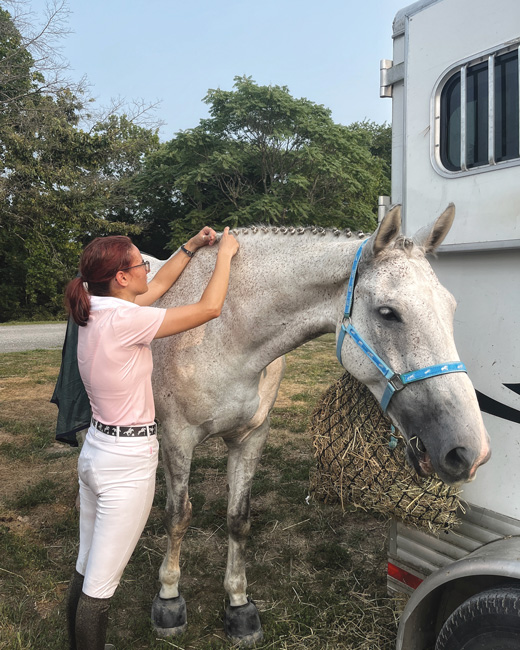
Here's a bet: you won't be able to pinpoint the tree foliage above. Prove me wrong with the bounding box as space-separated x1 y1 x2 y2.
137 76 390 251
0 6 159 320
0 11 391 321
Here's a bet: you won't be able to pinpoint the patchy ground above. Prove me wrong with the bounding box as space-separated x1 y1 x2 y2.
0 338 400 649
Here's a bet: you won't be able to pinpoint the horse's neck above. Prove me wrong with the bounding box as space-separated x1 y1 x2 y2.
226 231 362 371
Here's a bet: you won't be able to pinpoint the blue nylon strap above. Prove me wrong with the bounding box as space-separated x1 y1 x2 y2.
380 362 467 412
380 383 399 413
343 239 369 319
335 238 467 413
336 239 369 365
401 362 466 385
345 323 395 379
336 324 347 365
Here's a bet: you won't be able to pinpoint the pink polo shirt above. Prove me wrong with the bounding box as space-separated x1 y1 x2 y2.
77 296 166 426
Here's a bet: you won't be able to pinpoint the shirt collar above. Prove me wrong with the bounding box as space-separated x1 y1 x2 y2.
89 295 139 312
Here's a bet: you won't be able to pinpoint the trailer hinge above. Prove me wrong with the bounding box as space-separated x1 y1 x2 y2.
380 60 405 98
378 195 391 223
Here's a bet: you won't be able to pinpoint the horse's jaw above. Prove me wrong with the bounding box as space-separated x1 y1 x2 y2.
387 375 491 486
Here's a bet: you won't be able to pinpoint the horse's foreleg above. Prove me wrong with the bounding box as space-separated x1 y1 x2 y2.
151 435 193 637
223 419 269 645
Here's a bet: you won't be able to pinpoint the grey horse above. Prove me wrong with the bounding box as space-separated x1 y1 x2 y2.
147 205 490 645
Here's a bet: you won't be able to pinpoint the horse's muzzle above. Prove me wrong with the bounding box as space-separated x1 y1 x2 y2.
405 436 434 478
405 433 491 485
468 445 492 481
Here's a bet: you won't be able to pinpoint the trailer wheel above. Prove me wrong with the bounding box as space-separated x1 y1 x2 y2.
435 586 520 650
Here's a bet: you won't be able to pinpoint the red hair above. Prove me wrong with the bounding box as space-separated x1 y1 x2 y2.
65 236 134 326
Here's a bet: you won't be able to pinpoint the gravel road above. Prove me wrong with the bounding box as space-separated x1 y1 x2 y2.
0 323 67 353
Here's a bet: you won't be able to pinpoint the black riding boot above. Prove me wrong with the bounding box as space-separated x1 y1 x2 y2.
65 570 84 650
75 592 112 650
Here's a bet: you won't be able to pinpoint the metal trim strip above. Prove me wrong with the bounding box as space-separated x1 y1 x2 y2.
460 65 467 171
488 54 496 165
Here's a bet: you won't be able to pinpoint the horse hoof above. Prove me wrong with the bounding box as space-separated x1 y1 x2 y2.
224 598 264 647
151 593 188 637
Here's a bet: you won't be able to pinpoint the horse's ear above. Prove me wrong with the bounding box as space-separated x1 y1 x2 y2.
368 204 402 258
419 203 455 254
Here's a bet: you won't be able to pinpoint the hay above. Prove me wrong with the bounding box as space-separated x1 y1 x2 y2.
309 372 462 534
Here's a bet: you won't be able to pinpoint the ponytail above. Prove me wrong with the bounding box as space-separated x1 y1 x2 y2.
65 277 91 327
65 235 134 326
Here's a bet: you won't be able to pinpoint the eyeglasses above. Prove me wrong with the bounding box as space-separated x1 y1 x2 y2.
120 260 151 273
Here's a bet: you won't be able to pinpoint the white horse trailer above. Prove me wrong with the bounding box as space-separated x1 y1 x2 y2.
380 1 520 648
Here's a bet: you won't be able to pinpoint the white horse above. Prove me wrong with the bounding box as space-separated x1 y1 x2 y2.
147 206 490 645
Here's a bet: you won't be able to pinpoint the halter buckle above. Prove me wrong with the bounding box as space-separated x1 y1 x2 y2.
389 374 405 392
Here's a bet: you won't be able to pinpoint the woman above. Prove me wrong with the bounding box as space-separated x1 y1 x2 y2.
64 226 239 650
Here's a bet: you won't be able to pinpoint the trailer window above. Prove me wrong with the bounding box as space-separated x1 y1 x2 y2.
495 50 519 162
467 61 489 168
437 45 520 174
440 73 461 171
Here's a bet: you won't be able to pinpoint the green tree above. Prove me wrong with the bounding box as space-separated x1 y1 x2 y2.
0 6 36 112
349 120 391 196
0 7 159 321
136 76 389 252
0 102 159 319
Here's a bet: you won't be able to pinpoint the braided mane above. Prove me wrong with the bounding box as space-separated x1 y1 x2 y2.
228 225 371 240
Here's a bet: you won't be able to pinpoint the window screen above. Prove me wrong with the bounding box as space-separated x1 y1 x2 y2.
438 46 520 173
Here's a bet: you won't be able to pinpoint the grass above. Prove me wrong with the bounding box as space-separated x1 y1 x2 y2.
0 349 62 379
9 479 59 512
0 335 401 649
0 319 67 326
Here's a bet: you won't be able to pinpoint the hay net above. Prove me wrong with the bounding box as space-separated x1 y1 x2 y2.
309 372 462 534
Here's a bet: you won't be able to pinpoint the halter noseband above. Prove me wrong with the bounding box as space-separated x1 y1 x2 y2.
336 239 467 413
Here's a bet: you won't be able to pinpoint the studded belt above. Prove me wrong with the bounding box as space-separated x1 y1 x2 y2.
91 418 157 437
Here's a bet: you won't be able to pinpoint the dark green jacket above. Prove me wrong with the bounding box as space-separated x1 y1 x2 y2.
51 318 91 446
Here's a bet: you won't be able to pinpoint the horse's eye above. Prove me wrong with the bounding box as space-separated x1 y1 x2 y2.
379 306 400 322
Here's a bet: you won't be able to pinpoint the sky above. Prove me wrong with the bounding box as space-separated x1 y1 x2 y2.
26 0 408 140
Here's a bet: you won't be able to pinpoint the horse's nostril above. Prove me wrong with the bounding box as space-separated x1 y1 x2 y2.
444 447 474 473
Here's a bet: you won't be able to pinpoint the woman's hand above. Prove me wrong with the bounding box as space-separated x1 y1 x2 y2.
155 227 240 338
187 226 218 252
218 227 239 258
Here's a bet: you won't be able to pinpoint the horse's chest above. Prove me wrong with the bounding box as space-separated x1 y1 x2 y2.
153 357 257 417
152 345 285 440
154 377 262 439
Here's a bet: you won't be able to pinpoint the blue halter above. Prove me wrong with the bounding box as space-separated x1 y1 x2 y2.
336 239 467 413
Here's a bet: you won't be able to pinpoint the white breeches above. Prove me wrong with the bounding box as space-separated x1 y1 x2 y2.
76 425 159 598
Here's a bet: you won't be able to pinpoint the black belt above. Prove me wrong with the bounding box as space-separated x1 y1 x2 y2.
91 418 157 437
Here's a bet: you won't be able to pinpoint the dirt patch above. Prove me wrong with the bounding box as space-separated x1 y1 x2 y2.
0 379 56 422
0 513 35 535
0 429 13 444
0 451 77 505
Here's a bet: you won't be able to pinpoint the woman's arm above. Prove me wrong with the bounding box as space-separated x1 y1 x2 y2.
136 226 218 307
154 227 239 339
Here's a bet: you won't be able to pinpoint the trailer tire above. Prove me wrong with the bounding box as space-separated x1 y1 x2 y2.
435 586 520 650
